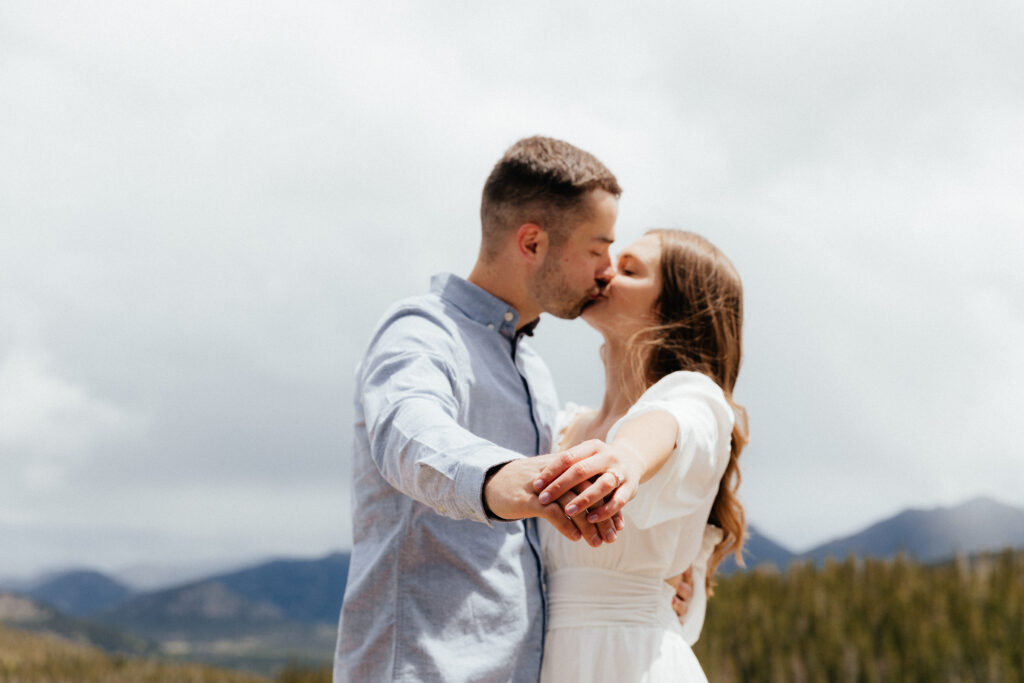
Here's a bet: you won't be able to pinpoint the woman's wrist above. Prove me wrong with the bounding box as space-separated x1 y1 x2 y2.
610 439 647 484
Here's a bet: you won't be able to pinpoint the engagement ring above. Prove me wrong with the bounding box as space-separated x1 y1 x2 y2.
608 470 624 488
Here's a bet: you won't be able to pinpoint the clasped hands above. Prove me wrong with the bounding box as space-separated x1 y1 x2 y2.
483 439 694 622
484 438 644 548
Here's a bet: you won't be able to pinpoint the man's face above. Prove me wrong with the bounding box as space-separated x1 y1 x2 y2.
528 189 618 319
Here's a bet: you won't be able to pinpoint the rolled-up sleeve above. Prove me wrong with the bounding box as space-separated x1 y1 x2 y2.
359 313 520 523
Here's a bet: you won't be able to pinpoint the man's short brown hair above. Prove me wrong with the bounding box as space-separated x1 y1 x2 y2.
480 136 621 258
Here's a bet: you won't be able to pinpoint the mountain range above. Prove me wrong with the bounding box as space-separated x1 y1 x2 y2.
2 554 350 673
800 496 1024 565
721 496 1024 572
99 553 349 641
2 496 1022 671
24 569 133 617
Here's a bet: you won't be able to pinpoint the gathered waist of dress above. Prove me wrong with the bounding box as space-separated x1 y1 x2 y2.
546 567 678 631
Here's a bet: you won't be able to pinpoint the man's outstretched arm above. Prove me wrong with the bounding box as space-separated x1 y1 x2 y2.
360 313 599 542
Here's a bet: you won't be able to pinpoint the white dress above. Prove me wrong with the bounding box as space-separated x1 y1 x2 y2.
539 371 734 683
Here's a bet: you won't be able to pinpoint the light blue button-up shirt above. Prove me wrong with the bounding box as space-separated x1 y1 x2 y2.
335 273 558 682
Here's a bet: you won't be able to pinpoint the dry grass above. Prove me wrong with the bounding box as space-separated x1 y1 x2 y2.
0 624 269 683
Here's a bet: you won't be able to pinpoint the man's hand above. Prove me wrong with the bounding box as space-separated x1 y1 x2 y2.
484 453 622 546
532 439 645 524
667 567 695 624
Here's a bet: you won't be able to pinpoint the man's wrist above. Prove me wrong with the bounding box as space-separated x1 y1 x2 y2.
481 461 511 521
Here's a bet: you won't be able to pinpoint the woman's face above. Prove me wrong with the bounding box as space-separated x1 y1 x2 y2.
581 233 663 340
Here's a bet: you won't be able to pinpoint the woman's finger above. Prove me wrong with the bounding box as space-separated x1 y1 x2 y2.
537 456 609 505
539 501 582 542
533 440 603 492
569 482 617 544
561 471 621 518
582 482 636 523
594 516 617 544
558 490 602 548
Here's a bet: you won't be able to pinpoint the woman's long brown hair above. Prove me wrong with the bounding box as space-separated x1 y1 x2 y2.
625 229 749 593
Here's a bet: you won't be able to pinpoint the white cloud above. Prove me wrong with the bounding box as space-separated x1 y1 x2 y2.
0 349 143 492
1 0 1022 574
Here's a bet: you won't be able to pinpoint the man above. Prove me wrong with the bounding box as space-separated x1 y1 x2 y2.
335 137 681 682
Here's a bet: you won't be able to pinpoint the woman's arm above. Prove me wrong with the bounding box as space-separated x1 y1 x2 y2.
611 410 679 485
533 409 679 524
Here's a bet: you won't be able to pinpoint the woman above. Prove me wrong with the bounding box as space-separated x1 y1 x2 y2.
533 229 749 682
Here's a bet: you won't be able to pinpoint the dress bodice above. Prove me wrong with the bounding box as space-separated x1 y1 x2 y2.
539 371 734 656
540 371 734 580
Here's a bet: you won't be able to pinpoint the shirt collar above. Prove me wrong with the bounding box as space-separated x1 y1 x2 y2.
431 273 539 340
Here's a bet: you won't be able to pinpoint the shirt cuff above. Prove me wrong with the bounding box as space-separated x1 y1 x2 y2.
481 462 510 522
454 447 523 525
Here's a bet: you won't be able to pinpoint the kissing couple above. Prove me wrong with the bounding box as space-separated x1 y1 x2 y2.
336 136 748 682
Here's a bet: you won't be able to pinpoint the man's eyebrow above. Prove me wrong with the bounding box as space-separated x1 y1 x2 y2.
591 236 614 244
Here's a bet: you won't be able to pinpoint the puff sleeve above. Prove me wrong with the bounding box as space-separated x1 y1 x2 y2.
607 371 735 530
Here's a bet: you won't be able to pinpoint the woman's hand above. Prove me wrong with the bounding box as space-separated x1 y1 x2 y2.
535 410 679 525
532 439 646 524
557 481 624 546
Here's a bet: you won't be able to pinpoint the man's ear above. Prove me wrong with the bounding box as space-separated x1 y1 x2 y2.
516 223 548 263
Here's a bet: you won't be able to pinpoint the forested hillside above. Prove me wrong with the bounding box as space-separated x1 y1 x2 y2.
693 550 1024 682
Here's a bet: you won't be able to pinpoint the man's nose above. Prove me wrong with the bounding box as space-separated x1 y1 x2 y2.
596 262 616 289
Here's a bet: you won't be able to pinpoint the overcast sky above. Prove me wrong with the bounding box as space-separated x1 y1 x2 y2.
2 0 1022 582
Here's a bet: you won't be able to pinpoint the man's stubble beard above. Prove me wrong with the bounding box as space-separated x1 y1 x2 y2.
528 252 596 320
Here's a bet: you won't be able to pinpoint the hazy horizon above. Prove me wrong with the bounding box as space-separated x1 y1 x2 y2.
4 493 1018 591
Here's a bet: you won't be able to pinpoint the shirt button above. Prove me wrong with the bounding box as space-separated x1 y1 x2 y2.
487 323 495 330
504 311 514 322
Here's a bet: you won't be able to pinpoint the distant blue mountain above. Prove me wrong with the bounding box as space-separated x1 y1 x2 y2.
803 496 1024 564
99 551 351 638
99 578 289 641
0 591 153 654
27 569 134 617
720 497 1024 573
209 552 350 624
720 525 794 573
